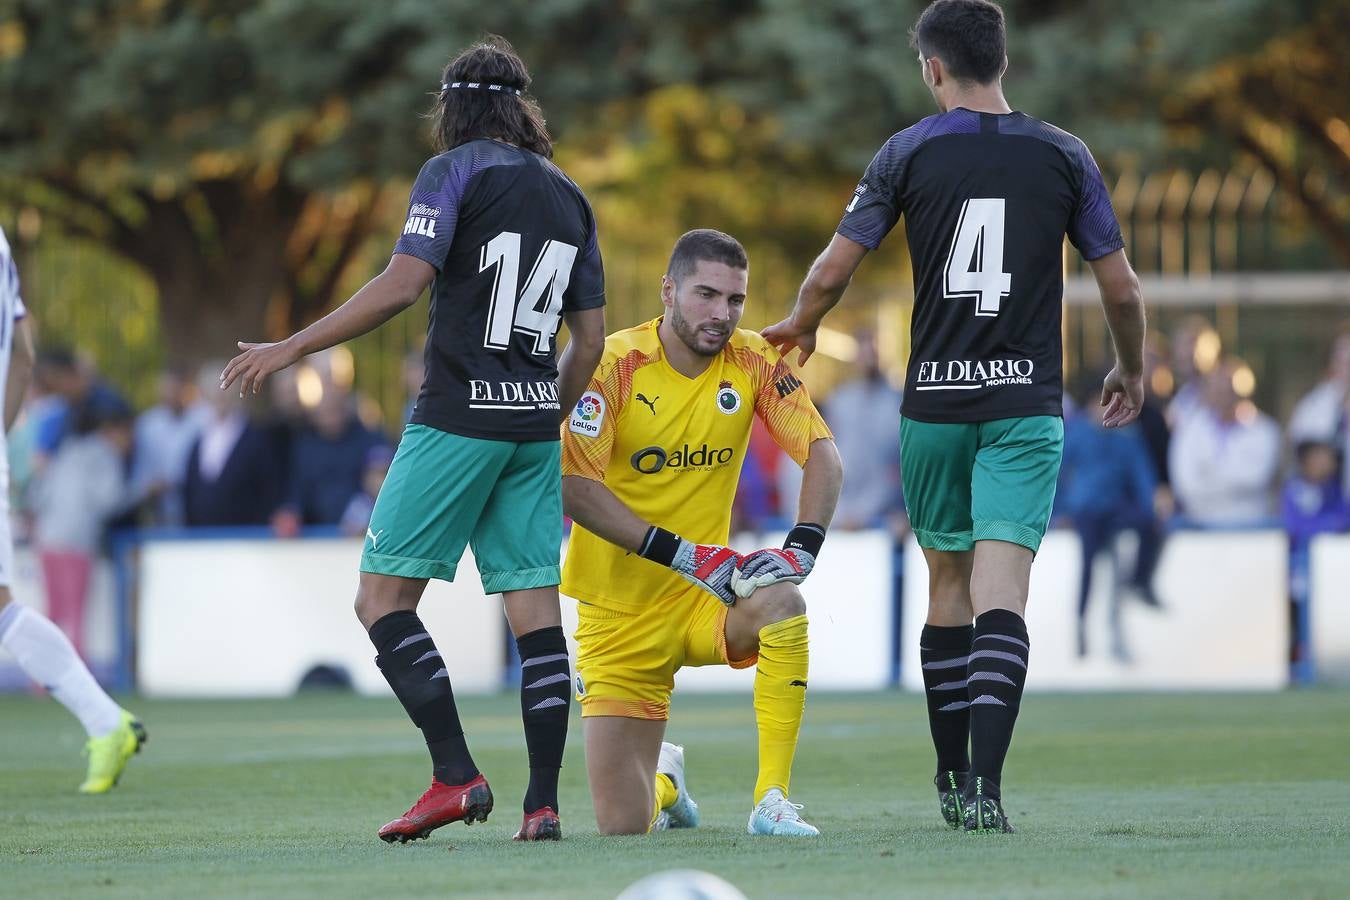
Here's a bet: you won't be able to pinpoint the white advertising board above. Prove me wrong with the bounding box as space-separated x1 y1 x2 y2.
138 538 504 697
901 530 1288 691
1310 535 1350 682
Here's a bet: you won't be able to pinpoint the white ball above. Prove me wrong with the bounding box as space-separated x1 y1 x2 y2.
615 869 749 900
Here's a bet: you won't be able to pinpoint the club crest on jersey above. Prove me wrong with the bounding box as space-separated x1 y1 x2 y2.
568 391 605 436
715 380 741 415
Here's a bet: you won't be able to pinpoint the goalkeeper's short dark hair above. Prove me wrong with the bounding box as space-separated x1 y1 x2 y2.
666 229 748 285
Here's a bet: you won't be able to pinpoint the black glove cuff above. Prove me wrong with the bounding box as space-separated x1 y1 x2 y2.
638 526 682 568
784 522 826 558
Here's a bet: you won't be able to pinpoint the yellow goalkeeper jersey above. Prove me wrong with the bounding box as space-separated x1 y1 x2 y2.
560 317 833 612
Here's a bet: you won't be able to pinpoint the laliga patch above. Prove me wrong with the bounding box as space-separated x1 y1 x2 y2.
569 391 606 436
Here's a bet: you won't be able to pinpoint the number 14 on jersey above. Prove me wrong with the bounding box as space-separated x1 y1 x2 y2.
944 198 1012 317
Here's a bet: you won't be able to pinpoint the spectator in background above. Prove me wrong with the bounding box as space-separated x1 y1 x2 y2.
339 444 395 537
1170 357 1280 527
280 388 385 529
732 417 786 535
1129 335 1173 605
31 347 128 464
184 363 286 527
1166 316 1221 427
824 329 909 683
1056 374 1158 658
30 394 137 656
826 330 907 536
132 367 210 527
1287 328 1350 496
1282 440 1350 680
1283 441 1350 549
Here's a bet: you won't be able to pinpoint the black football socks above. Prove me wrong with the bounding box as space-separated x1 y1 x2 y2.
516 625 571 814
369 610 479 786
920 623 975 780
966 609 1030 801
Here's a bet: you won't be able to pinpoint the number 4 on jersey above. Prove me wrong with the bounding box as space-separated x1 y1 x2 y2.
481 231 578 354
943 198 1012 317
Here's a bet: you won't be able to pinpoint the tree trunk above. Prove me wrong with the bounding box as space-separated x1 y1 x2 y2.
133 185 304 374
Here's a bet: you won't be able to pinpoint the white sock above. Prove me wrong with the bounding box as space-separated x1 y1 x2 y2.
0 602 122 737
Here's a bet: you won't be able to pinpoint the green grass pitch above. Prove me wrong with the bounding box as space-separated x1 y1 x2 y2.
3 690 1348 898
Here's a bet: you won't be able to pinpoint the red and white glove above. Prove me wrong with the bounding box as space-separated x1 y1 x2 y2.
639 526 742 606
731 523 826 599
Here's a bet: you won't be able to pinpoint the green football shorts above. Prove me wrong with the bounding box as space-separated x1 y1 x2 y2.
359 424 562 592
899 415 1064 554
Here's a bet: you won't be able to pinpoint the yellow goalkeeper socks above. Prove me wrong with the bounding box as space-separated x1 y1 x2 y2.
650 773 678 829
752 614 809 803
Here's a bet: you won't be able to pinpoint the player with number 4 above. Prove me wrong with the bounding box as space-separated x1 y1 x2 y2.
763 0 1146 834
221 37 606 844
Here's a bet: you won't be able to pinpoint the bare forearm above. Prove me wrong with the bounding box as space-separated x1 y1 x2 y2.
795 438 843 528
556 339 603 424
1091 250 1146 377
4 321 33 432
791 254 852 331
4 361 30 433
562 476 651 552
290 265 423 356
1104 292 1146 377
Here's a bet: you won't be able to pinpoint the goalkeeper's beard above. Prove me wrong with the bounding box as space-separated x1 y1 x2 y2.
670 303 731 357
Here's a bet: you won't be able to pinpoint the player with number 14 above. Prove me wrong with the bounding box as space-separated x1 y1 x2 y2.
221 36 607 844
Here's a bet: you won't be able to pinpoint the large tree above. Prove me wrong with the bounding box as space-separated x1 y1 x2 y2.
1 0 1342 372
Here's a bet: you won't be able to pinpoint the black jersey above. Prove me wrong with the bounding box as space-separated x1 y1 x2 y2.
393 140 605 441
838 109 1123 423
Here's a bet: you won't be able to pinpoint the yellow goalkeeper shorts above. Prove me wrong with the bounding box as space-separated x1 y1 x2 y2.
572 584 757 720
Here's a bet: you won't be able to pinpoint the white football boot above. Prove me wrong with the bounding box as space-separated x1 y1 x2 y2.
657 742 700 829
747 788 820 837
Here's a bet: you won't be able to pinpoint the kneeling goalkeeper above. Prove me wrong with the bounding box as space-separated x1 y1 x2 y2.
560 229 842 836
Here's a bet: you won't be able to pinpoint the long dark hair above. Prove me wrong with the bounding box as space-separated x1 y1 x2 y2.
429 35 552 158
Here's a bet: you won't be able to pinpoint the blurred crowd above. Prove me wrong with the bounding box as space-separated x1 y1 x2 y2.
6 346 408 654
9 320 1349 675
732 318 1350 675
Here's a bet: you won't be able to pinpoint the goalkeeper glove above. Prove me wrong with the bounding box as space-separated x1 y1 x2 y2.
731 523 826 599
638 526 742 606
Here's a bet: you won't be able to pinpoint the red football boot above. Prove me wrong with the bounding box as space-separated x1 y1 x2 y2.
512 807 561 841
378 774 494 843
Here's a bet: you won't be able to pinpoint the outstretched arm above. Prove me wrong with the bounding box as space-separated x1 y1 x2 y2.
762 235 869 366
220 253 435 398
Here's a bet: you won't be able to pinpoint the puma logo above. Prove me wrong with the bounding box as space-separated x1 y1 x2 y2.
366 528 385 551
789 679 808 688
636 393 659 415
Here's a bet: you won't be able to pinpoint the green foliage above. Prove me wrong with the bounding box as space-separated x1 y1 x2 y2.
0 0 1343 420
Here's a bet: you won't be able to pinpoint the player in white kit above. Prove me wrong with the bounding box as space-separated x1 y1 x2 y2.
0 226 146 793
